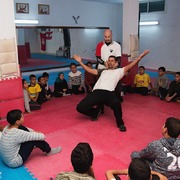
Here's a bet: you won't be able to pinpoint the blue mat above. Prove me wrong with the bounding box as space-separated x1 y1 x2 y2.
20 53 96 72
0 157 36 180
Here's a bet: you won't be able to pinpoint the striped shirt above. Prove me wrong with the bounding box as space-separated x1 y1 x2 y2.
68 71 84 88
55 171 95 180
0 125 45 167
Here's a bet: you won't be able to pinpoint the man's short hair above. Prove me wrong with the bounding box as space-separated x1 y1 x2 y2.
128 158 151 180
139 66 145 70
175 72 180 76
108 55 117 61
165 117 180 138
158 67 166 72
7 109 22 125
71 142 93 173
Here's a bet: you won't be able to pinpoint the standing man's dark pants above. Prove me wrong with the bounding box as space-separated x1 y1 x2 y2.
18 125 51 163
76 90 124 127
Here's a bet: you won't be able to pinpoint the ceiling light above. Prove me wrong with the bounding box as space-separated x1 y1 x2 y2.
139 21 159 26
15 20 39 24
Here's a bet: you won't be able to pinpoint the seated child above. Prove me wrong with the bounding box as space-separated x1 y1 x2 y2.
106 158 167 180
120 70 133 94
22 79 41 112
42 72 53 97
68 63 85 94
151 67 169 99
131 117 180 180
133 66 153 95
165 72 180 103
0 109 61 168
55 142 95 180
84 62 97 93
28 74 41 104
38 76 52 104
54 72 71 97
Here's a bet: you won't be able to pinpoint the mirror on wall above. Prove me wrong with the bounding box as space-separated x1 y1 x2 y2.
16 27 107 61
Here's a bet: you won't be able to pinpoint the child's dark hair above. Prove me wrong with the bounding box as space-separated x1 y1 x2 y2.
38 76 44 82
42 72 49 78
128 158 151 180
139 66 145 70
29 74 36 80
86 61 92 66
71 142 93 173
175 72 180 76
165 117 180 138
7 109 22 125
70 63 77 68
22 79 26 85
158 67 166 72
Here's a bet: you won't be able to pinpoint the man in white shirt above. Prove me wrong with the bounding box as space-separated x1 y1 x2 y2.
73 50 149 132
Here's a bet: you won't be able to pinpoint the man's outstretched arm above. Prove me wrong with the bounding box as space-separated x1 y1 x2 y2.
73 54 98 75
124 50 150 73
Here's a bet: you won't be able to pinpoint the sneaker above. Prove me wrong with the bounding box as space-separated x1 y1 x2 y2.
46 146 62 156
91 109 102 121
119 125 127 132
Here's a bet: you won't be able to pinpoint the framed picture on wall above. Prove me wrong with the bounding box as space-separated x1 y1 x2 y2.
38 4 50 15
16 3 29 14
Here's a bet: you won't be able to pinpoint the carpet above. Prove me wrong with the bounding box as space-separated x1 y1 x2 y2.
0 94 179 180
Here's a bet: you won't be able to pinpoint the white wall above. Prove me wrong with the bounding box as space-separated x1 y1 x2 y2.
139 0 180 72
14 0 123 42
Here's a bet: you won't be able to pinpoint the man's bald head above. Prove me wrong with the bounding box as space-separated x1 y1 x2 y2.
104 29 112 44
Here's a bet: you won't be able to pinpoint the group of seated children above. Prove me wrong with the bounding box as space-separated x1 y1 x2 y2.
0 113 179 180
122 66 180 103
22 72 53 113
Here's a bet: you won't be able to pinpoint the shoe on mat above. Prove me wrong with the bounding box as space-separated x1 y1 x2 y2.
91 109 102 121
119 125 127 132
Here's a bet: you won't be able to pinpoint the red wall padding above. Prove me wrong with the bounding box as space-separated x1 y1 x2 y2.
18 45 27 65
0 77 23 101
0 97 24 118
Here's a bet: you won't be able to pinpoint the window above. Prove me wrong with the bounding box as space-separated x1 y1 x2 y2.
139 0 165 13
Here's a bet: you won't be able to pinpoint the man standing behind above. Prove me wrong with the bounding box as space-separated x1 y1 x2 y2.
96 29 121 69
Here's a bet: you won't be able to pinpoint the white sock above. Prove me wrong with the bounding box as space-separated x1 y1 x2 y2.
46 146 62 156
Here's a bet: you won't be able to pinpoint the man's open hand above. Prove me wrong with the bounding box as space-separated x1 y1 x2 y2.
73 54 82 63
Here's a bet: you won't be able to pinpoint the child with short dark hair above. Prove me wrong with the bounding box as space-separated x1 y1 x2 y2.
42 72 53 97
84 62 97 93
68 63 85 94
38 76 51 104
55 142 95 180
28 74 41 103
0 109 61 168
22 79 41 113
151 67 169 99
131 117 180 180
133 66 153 95
165 72 180 103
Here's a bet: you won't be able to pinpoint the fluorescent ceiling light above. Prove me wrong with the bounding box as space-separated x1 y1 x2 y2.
139 21 159 26
15 20 39 24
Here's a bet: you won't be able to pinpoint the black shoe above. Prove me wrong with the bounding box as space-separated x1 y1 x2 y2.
91 109 102 121
119 125 126 132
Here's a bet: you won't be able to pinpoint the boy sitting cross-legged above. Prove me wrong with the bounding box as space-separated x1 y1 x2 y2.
0 109 61 168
